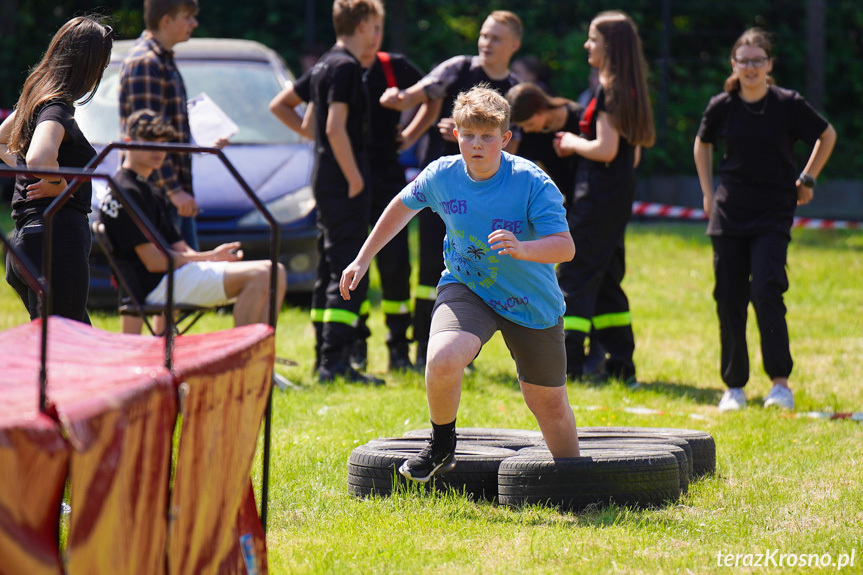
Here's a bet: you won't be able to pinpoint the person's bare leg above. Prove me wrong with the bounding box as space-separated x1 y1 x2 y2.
425 330 481 424
223 261 287 326
521 381 579 457
152 314 167 335
121 315 144 334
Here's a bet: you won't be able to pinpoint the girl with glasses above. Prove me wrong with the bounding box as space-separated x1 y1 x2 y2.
693 28 837 412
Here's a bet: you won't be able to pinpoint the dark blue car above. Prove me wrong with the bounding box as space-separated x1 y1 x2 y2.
76 38 317 308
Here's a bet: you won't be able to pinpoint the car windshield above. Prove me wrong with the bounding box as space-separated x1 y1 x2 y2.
77 61 302 146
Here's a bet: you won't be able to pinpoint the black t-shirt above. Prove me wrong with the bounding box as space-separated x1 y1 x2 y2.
573 85 635 206
100 168 182 299
419 55 521 166
294 45 367 187
12 100 95 221
517 102 582 203
364 52 423 164
697 85 828 236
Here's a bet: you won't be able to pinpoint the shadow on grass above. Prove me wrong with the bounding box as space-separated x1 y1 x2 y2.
377 485 690 530
478 499 693 530
635 380 722 405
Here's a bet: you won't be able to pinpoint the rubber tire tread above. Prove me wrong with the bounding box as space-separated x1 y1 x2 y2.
576 436 694 480
579 427 715 476
348 442 517 499
522 442 689 494
403 428 542 449
369 436 530 451
498 449 680 511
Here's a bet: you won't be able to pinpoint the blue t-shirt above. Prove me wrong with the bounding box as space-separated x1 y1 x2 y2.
399 152 567 329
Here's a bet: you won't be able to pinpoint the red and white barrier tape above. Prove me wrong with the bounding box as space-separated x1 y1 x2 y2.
631 201 862 230
784 411 863 421
632 201 706 221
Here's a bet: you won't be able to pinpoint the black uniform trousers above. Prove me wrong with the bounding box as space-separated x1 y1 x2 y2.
559 199 635 381
711 232 793 388
413 208 446 353
311 174 372 368
355 159 412 348
5 209 92 324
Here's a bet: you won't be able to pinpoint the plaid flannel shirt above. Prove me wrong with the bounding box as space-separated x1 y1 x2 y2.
119 31 193 197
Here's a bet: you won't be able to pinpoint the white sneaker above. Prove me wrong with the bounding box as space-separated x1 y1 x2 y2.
718 388 747 412
764 384 794 410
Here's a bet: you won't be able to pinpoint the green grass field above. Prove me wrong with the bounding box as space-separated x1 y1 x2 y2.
2 223 861 573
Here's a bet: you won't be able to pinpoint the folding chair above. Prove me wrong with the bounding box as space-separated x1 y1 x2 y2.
91 220 213 336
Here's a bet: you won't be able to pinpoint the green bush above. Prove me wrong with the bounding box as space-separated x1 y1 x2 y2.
3 0 860 178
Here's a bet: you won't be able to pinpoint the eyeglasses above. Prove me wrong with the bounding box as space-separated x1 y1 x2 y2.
733 57 768 69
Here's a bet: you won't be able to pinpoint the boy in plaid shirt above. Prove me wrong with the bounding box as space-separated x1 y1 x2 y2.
119 0 227 249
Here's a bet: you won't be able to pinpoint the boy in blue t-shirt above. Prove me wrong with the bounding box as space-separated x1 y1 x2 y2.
340 86 580 483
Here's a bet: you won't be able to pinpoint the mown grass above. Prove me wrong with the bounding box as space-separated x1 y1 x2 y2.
2 222 862 574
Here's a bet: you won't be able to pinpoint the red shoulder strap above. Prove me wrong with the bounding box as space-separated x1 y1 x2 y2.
579 96 597 137
377 51 397 89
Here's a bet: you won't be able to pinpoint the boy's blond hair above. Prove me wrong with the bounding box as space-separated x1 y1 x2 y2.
452 85 511 133
332 0 384 37
488 10 523 41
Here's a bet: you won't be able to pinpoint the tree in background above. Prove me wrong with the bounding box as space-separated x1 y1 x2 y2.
3 0 862 177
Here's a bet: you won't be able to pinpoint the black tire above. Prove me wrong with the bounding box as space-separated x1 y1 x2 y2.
522 442 690 495
498 448 680 512
576 436 694 481
579 427 716 476
348 441 518 500
403 427 543 449
370 435 531 451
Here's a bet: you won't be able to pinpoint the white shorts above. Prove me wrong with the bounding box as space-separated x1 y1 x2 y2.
146 261 232 307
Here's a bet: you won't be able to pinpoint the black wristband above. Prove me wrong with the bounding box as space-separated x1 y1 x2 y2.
799 173 816 188
46 179 63 185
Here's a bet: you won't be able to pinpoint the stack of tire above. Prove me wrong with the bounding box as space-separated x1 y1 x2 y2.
347 427 715 512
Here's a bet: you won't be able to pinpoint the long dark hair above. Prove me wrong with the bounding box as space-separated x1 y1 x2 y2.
592 10 655 147
9 16 113 155
723 28 775 93
506 83 575 124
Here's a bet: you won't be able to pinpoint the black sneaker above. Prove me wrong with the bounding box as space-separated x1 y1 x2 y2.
398 440 456 483
318 362 384 386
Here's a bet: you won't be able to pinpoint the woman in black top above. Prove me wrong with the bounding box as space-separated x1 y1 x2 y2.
551 11 655 383
694 28 836 412
0 16 113 323
507 82 617 373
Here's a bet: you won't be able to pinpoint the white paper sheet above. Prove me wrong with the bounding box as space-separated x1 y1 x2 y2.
187 92 239 145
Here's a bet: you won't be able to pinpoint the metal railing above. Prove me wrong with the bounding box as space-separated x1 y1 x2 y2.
0 223 49 411
1 141 281 531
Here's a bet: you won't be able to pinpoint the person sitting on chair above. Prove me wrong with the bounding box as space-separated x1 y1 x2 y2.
100 109 286 334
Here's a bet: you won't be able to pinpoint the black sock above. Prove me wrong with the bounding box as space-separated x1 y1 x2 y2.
431 419 456 449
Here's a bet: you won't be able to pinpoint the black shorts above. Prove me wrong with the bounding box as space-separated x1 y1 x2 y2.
430 283 566 387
